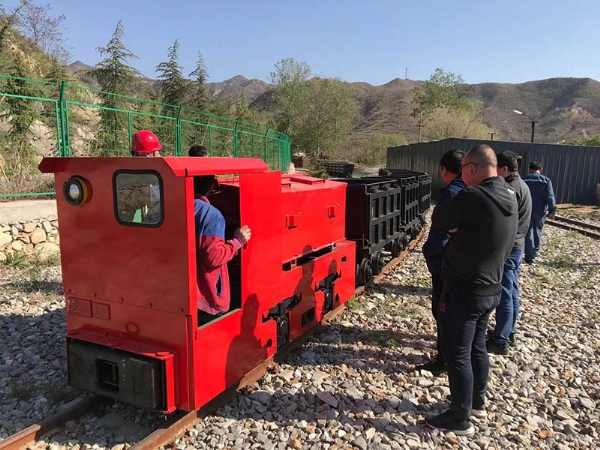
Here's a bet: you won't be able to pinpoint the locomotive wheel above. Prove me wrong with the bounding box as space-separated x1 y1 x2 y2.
370 251 385 275
357 258 372 286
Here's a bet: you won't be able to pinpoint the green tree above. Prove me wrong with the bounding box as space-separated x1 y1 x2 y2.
235 92 253 122
156 38 190 107
426 107 492 140
357 133 407 165
90 20 140 155
188 50 209 111
0 0 30 70
411 68 481 141
270 57 311 137
0 51 44 180
567 135 600 146
296 77 358 159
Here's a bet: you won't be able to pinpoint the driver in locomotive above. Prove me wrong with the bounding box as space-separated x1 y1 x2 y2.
193 175 251 325
127 130 163 223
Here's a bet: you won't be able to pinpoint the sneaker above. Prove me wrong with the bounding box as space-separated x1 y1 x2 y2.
509 333 517 347
524 258 534 265
471 408 487 419
414 358 447 376
426 410 475 436
486 338 509 355
446 396 487 418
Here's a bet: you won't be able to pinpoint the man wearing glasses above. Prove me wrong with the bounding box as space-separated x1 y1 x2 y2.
425 145 518 436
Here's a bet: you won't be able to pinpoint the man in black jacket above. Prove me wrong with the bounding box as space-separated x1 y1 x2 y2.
487 151 532 354
425 145 518 436
417 150 466 375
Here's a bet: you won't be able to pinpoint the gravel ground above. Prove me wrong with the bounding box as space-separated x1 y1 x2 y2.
1 221 599 449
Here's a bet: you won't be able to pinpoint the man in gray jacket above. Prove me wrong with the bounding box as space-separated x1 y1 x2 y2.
487 151 532 354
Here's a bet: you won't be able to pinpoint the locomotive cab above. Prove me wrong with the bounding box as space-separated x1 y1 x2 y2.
39 156 356 414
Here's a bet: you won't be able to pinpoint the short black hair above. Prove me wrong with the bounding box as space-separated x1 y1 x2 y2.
497 151 519 173
529 161 542 171
193 175 215 196
189 145 209 157
440 149 465 175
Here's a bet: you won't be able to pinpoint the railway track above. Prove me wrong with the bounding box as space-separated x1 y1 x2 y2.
547 215 600 240
0 231 426 450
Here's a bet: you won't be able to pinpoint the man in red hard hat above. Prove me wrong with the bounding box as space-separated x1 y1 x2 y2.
128 130 162 223
131 130 162 157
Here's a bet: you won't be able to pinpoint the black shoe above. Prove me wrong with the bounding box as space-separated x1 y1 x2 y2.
509 333 517 347
524 258 534 265
426 410 475 436
414 358 447 376
486 338 509 355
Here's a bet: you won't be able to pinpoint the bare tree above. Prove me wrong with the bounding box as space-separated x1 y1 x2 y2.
16 2 71 62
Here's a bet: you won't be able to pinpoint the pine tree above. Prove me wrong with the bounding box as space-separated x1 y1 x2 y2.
156 39 190 107
188 51 209 111
90 20 140 156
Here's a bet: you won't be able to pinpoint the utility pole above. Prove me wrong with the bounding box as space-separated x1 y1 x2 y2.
417 111 423 142
513 110 536 143
405 67 408 80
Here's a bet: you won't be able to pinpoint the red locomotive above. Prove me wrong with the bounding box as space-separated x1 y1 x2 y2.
39 156 356 414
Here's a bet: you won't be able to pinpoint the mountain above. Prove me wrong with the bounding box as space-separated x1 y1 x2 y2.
66 61 600 144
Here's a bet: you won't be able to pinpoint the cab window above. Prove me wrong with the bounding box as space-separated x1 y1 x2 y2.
113 170 164 227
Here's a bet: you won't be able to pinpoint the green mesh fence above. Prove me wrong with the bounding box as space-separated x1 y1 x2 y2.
0 75 291 198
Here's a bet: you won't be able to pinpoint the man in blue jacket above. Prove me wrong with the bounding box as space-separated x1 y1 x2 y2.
522 162 556 264
417 149 466 375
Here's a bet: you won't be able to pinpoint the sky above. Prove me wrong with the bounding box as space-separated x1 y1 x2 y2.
5 0 600 85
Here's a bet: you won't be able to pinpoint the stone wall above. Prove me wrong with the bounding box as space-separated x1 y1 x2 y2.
0 218 60 263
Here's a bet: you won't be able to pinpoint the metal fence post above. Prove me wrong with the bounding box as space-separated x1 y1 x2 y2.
127 112 132 151
234 119 240 157
58 81 67 157
264 129 269 164
176 105 183 156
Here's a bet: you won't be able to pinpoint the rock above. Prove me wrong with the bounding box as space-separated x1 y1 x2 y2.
345 385 364 400
35 242 60 261
42 221 53 233
110 445 125 450
317 391 338 408
406 439 421 449
397 398 417 412
0 252 6 262
11 240 23 251
30 228 47 244
580 398 595 409
365 427 376 440
0 232 11 247
23 222 37 233
311 371 329 382
352 436 368 450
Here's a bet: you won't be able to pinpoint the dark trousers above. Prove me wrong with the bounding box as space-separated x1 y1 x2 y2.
431 274 444 362
439 283 500 421
525 214 546 261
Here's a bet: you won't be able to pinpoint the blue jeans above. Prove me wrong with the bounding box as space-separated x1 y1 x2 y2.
439 283 500 421
493 247 523 344
525 215 545 261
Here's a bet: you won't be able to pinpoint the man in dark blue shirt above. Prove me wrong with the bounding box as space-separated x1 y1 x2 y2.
522 162 556 264
416 149 466 375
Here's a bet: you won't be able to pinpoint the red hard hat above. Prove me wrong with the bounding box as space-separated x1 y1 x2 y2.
131 130 163 153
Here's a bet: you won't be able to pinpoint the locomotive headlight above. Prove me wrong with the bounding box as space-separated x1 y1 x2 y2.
63 176 91 206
